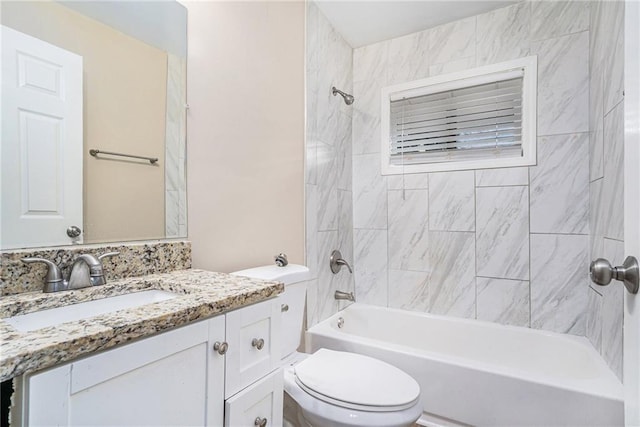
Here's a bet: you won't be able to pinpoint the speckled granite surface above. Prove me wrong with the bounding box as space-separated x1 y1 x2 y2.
1 241 191 296
0 269 283 381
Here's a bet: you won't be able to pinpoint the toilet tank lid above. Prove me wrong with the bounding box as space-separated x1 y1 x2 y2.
230 264 310 285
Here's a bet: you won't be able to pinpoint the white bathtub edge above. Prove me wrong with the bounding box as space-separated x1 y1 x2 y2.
306 304 624 403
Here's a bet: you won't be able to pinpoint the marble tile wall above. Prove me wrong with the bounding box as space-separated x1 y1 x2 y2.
305 3 355 326
586 0 625 381
165 54 188 238
305 0 624 380
351 1 593 336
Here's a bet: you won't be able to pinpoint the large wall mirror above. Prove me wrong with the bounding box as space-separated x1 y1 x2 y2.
1 0 187 250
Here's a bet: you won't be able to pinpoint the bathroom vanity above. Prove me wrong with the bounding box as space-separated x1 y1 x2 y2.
1 269 285 426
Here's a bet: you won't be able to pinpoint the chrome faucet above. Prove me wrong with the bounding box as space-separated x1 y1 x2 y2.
22 252 119 293
329 250 353 274
70 253 118 287
334 290 355 302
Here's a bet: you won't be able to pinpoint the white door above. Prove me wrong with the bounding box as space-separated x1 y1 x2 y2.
624 1 640 424
1 25 83 249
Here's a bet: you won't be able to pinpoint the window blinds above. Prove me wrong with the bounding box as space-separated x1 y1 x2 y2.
389 75 524 165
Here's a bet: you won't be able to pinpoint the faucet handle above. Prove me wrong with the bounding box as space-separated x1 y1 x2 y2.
98 251 119 262
95 252 119 286
21 258 65 293
329 250 353 274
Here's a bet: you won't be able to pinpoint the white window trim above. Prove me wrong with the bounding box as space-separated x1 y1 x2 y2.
380 56 538 175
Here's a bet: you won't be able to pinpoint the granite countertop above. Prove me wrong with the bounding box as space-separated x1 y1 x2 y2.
0 269 284 381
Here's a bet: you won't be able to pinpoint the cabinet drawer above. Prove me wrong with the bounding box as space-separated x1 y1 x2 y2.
225 298 281 397
224 369 283 427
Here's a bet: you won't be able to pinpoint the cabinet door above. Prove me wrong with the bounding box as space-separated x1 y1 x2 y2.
24 317 225 427
206 315 226 426
278 283 306 360
225 299 281 398
224 369 283 427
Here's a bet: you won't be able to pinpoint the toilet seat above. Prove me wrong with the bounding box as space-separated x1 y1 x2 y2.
283 351 423 427
294 349 420 412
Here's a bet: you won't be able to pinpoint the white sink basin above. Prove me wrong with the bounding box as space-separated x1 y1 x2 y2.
4 290 177 332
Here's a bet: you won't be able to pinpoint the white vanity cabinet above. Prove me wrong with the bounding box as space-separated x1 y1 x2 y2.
20 316 226 426
18 297 283 427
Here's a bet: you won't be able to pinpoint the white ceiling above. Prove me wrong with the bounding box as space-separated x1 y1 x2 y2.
60 1 187 57
314 0 517 48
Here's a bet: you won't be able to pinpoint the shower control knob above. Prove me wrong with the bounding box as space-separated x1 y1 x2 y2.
251 338 265 350
213 341 228 355
590 256 639 294
254 417 267 427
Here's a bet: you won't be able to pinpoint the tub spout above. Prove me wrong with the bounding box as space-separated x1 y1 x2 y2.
335 290 355 302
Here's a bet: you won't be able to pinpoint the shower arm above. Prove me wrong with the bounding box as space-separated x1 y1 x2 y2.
331 86 355 105
332 87 347 97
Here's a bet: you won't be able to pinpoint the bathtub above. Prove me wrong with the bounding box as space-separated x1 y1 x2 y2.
305 304 624 427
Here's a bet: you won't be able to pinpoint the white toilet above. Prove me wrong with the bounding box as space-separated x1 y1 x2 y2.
232 264 422 427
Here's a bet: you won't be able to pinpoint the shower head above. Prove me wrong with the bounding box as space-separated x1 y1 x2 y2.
332 86 355 105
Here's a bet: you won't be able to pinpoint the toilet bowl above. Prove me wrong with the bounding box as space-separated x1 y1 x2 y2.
232 264 422 427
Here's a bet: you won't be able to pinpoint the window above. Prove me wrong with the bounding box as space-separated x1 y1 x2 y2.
380 56 537 175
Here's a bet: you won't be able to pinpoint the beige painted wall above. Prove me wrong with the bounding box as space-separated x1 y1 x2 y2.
184 1 305 273
2 1 167 243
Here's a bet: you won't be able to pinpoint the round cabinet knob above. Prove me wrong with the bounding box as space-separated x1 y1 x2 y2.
254 417 267 427
281 304 289 312
251 338 265 350
213 341 228 355
67 225 82 238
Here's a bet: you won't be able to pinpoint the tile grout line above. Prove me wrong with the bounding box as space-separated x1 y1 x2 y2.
386 173 390 308
477 275 530 282
474 171 478 321
537 130 590 138
475 184 529 189
530 232 589 237
528 165 532 328
530 28 590 47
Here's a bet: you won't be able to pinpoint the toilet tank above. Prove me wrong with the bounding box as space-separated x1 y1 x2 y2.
231 264 310 360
